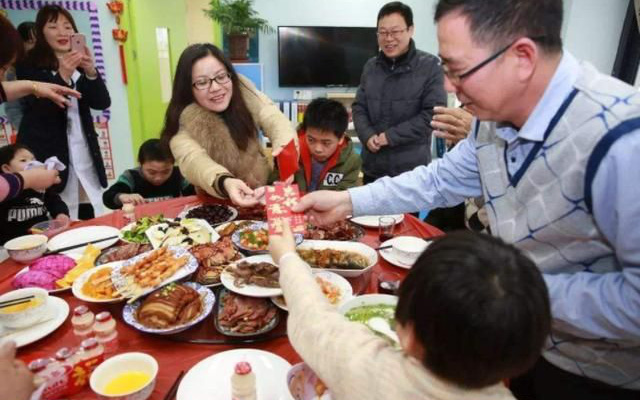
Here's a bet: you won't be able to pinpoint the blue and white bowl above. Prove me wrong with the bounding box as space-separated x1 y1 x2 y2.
122 282 215 335
231 221 303 254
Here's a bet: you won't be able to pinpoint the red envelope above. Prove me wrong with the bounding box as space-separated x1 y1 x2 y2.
276 140 299 181
265 184 306 235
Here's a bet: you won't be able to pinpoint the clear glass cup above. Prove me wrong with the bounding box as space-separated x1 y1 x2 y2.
378 216 396 242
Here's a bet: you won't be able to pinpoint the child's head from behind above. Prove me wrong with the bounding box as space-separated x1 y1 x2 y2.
301 98 348 162
395 231 550 389
0 144 35 173
138 139 174 186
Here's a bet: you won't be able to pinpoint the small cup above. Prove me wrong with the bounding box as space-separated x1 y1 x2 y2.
378 216 396 242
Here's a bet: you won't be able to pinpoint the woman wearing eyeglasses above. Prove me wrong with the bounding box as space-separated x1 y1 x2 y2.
161 43 297 206
352 2 446 184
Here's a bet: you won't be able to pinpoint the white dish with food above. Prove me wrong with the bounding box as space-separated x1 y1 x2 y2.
220 254 283 298
178 204 238 226
379 236 430 269
288 362 332 400
72 262 126 303
271 271 353 311
0 288 49 329
0 296 69 347
177 349 292 400
145 218 219 249
349 214 404 228
48 226 120 255
12 253 81 293
4 234 48 263
296 240 378 278
90 352 158 400
118 215 172 245
110 246 199 299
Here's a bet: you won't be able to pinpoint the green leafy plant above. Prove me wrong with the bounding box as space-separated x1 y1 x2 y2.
204 0 274 36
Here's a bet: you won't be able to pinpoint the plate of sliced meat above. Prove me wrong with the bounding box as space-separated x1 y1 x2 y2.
214 288 279 337
96 243 153 266
220 255 282 297
122 282 215 335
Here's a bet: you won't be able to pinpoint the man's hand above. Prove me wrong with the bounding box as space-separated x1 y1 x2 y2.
118 193 146 205
18 169 60 191
269 218 297 264
292 190 353 226
0 341 36 400
367 135 381 153
377 132 389 147
431 106 473 145
224 178 259 207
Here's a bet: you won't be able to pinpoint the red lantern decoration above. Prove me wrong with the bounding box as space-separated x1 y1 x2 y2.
107 0 128 84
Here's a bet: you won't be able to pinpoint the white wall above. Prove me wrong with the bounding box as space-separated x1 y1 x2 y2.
253 0 628 100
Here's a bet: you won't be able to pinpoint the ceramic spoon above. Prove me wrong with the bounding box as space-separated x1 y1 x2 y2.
367 317 399 343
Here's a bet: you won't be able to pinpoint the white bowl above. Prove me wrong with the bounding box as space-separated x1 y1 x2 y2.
4 234 48 264
287 362 332 400
90 352 158 400
0 287 49 329
391 236 429 266
338 293 398 316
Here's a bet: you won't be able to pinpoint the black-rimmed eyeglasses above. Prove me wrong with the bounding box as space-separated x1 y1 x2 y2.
192 72 232 90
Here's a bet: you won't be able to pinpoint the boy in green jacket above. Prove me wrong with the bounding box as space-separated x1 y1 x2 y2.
293 98 361 192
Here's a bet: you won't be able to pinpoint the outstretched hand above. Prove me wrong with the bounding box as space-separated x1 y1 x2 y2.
36 82 81 108
268 218 297 263
0 341 36 400
292 190 353 226
223 178 260 207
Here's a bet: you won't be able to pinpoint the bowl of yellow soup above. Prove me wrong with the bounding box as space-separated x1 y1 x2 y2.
0 287 49 329
90 352 158 400
4 234 48 264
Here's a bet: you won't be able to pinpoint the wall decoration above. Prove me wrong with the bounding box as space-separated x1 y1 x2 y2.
106 0 127 83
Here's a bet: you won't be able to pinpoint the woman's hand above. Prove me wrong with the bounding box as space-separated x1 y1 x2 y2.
33 82 81 108
119 193 146 206
269 218 297 264
58 51 83 83
18 169 61 191
223 178 259 207
79 46 97 78
431 106 473 145
54 213 71 225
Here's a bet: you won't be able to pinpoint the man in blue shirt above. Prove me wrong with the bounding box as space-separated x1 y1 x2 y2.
294 1 640 399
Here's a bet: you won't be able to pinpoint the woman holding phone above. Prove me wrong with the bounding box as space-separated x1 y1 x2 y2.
16 4 111 219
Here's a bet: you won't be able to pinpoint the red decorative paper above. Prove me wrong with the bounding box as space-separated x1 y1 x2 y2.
265 184 305 234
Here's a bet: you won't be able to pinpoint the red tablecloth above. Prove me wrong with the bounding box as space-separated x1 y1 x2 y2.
0 196 442 399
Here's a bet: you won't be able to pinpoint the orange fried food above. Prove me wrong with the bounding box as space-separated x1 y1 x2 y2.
82 267 117 299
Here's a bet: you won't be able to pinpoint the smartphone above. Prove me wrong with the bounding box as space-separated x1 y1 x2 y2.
70 33 86 52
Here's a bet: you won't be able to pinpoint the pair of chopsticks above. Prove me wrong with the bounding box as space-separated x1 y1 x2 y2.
376 245 392 251
44 235 118 255
0 295 34 309
163 370 185 400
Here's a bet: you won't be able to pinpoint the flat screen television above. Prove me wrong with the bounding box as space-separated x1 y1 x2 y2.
278 26 378 87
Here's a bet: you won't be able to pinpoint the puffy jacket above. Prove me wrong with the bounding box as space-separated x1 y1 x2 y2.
352 40 446 179
292 131 361 193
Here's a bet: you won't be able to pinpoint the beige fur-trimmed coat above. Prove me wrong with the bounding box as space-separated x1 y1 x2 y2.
170 75 297 198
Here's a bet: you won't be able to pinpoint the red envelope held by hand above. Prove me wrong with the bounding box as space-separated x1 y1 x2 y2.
265 184 306 235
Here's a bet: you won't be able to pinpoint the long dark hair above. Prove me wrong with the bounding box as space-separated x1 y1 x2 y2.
23 5 78 70
0 15 23 68
160 43 256 151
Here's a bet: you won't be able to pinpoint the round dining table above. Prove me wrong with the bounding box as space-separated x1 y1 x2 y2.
0 195 442 400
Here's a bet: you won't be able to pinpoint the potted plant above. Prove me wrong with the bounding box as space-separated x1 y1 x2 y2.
204 0 274 61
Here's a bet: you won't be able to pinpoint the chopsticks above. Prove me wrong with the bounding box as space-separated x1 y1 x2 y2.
44 235 118 255
163 370 185 400
375 245 392 251
0 295 34 309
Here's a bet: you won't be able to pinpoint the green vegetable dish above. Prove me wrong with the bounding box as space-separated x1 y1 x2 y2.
122 214 169 244
345 304 396 329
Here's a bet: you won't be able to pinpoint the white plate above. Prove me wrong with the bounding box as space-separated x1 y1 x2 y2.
215 220 261 236
349 214 404 228
48 226 120 255
378 237 430 269
271 271 353 311
145 218 220 249
177 349 292 400
110 246 199 299
13 253 81 294
123 282 215 335
119 218 172 244
0 296 69 347
178 204 238 226
220 254 282 298
232 221 303 254
71 262 126 303
296 240 378 278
